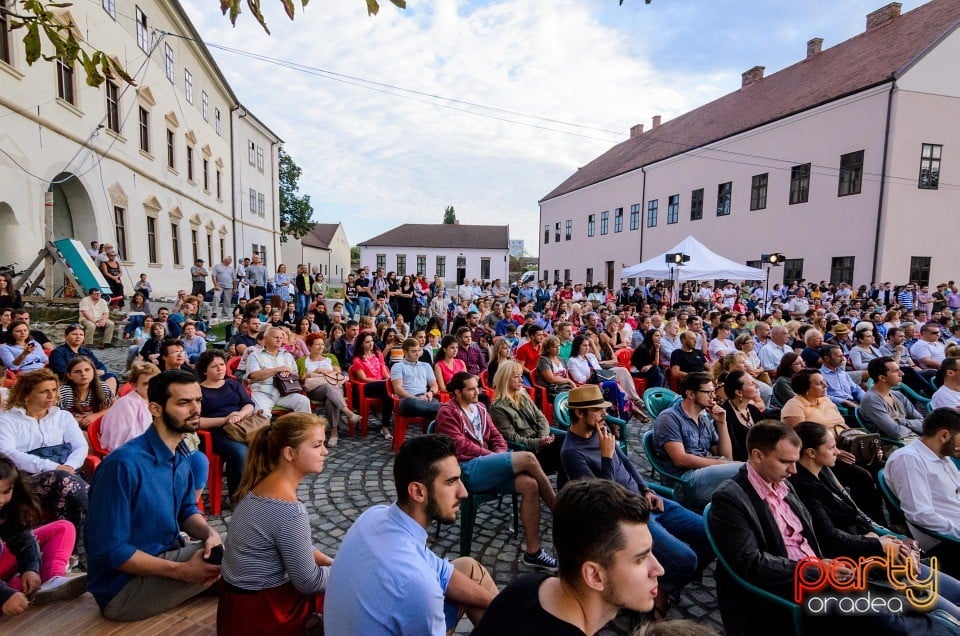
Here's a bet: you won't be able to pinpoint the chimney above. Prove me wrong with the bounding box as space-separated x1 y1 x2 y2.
741 65 765 87
806 37 823 58
651 115 661 129
866 2 901 31
630 123 645 138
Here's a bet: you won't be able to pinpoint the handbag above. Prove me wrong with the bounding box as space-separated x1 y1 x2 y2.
28 443 72 465
274 373 304 396
837 428 883 467
222 410 272 443
592 368 617 383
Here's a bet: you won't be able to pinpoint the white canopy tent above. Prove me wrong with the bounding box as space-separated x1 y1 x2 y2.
620 235 766 281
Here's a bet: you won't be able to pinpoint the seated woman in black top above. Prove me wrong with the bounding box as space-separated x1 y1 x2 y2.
630 329 664 388
197 350 255 498
722 370 765 462
789 421 960 613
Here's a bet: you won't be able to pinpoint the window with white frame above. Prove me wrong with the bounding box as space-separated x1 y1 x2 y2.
184 70 193 103
164 44 174 82
201 91 208 121
106 82 120 133
214 108 221 135
103 0 116 19
256 146 264 171
136 6 149 52
258 193 265 216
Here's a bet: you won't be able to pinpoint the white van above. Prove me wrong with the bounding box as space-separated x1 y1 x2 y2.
516 271 537 287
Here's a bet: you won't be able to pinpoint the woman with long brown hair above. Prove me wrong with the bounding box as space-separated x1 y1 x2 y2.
218 413 332 635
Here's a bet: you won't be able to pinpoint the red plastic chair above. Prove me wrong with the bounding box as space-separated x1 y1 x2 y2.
86 415 109 457
616 348 634 368
527 373 554 424
117 382 133 397
225 356 242 380
197 430 224 516
347 366 378 437
477 370 496 403
385 379 435 454
3 369 18 388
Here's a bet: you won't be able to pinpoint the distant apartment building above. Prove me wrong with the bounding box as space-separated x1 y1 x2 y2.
509 239 525 259
0 0 281 296
539 1 960 289
359 223 509 286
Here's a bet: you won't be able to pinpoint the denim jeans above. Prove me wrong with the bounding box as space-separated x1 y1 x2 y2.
682 462 744 510
210 427 248 497
649 497 713 588
357 296 372 318
296 292 311 318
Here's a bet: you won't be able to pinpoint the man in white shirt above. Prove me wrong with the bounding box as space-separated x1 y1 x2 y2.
884 408 960 577
209 256 234 318
659 320 682 368
758 326 792 374
931 357 960 411
785 287 810 319
244 327 311 414
910 323 946 370
79 288 115 346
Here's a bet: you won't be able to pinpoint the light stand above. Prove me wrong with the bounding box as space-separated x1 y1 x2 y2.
761 253 784 313
665 253 689 307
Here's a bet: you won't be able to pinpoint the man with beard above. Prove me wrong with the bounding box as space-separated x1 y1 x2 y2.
85 370 222 620
325 435 498 635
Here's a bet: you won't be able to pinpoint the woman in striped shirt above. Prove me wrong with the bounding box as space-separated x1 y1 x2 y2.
57 356 114 430
218 413 332 635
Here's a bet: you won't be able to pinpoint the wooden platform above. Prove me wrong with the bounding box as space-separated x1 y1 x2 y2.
2 592 217 635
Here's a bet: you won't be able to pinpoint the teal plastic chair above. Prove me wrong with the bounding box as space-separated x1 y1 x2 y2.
703 503 804 636
877 468 960 546
553 392 627 450
643 387 680 419
426 421 520 556
892 383 931 412
640 430 694 505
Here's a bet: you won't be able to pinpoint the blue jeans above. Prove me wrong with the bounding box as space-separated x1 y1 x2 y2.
398 396 442 419
358 296 372 317
649 497 712 588
344 300 358 319
296 292 311 317
124 315 145 337
210 427 248 497
682 462 744 510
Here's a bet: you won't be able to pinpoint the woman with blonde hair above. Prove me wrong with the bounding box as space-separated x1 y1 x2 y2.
711 352 768 408
489 361 565 476
218 413 332 635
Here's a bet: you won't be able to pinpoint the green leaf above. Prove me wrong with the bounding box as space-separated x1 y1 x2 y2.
23 22 41 65
389 0 406 8
366 0 379 16
280 0 295 19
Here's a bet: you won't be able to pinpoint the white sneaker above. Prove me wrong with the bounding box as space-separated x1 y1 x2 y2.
32 573 87 604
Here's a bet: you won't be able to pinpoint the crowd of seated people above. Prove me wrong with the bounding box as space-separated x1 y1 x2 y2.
2 270 960 633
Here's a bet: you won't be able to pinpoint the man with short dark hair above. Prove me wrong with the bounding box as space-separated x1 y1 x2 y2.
455 326 486 376
436 372 558 572
819 344 864 409
189 258 208 298
228 315 260 356
931 357 960 411
391 338 442 420
859 356 923 440
85 370 222 620
669 331 706 382
471 480 663 635
911 322 947 370
652 371 741 509
78 287 115 346
332 320 360 369
325 435 498 634
514 325 545 379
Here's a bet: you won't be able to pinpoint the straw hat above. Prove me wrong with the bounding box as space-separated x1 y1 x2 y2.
567 385 612 410
831 323 851 336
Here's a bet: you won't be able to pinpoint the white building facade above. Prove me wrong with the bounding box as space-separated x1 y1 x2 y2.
281 222 352 283
0 0 281 297
539 1 960 290
232 109 281 269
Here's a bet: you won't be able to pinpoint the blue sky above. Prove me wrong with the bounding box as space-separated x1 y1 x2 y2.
179 0 923 255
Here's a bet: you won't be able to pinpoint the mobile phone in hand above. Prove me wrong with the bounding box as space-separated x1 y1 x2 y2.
204 545 224 565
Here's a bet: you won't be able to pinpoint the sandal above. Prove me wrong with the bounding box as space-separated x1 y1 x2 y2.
380 427 393 441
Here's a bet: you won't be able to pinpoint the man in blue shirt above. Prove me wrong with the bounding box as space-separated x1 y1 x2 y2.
85 370 222 621
325 435 498 635
819 344 864 410
391 338 442 419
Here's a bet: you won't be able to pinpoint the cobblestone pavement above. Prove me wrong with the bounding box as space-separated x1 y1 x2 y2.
92 346 725 635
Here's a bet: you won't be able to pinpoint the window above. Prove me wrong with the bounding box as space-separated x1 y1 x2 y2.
207 233 213 264
553 270 559 284
203 159 209 191
565 220 572 241
783 258 804 284
555 222 561 243
395 255 406 275
56 58 74 104
103 0 115 19
201 91 209 121
0 6 10 65
750 173 768 210
716 182 732 216
564 268 570 283
838 150 864 196
191 229 199 263
164 44 174 82
600 211 609 235
543 224 549 244
909 257 932 286
436 256 445 278
138 107 149 153
376 254 386 271
170 223 181 265
248 141 256 165
691 188 704 221
184 70 193 103
215 108 221 136
105 82 120 133
249 188 256 213
136 7 149 52
219 237 225 261
587 214 596 237
918 143 942 190
480 258 490 280
258 193 265 216
146 216 158 263
256 146 264 171
667 194 679 224
113 207 126 260
416 255 426 275
630 204 640 230
646 199 658 227
186 146 194 181
614 208 623 233
586 268 593 285
790 163 810 204
829 256 855 285
216 170 222 199
166 130 175 168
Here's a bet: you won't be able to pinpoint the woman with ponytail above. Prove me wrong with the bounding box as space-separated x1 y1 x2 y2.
218 413 333 635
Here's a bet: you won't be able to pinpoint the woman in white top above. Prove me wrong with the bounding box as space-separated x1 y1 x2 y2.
565 335 642 407
99 362 160 452
708 323 737 361
297 332 360 447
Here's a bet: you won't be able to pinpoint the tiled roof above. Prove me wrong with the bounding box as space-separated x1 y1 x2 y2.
542 0 960 202
301 223 341 249
359 224 509 250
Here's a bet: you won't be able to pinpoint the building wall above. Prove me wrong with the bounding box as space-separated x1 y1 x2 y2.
0 0 282 298
280 225 352 284
540 86 896 288
232 111 280 269
358 246 509 286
